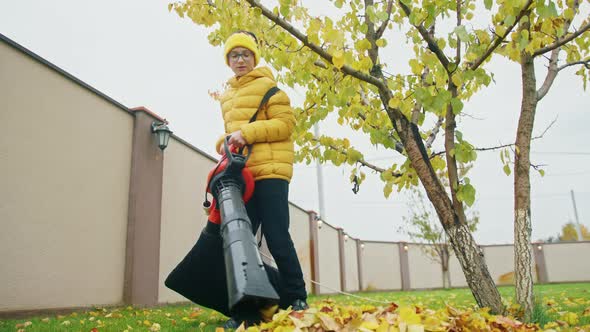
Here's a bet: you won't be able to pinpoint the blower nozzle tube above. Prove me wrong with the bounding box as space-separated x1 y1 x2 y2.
209 142 279 314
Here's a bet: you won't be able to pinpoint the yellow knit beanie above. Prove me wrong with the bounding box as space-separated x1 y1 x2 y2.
224 32 260 66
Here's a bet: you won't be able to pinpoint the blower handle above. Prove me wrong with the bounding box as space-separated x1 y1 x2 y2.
223 136 251 167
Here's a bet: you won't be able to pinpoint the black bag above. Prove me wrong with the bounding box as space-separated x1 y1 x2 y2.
164 223 284 316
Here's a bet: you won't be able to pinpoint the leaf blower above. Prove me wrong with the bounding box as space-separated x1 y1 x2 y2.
203 138 279 314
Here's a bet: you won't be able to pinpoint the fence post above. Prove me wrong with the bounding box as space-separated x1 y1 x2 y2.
308 211 321 295
398 242 410 291
124 107 167 306
338 228 346 292
533 243 549 283
356 239 364 292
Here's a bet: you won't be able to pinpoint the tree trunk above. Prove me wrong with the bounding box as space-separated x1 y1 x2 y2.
441 245 451 289
442 269 451 289
389 115 505 314
514 32 537 321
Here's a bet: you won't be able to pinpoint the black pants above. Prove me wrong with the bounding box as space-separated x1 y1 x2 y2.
246 179 307 305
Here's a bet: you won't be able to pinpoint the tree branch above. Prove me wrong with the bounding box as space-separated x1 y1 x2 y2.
456 0 462 65
397 1 450 70
425 116 444 150
375 0 394 40
558 58 590 71
469 0 534 71
536 0 581 101
430 113 557 156
444 83 466 224
411 102 423 124
536 49 560 101
533 21 590 57
411 67 430 125
474 117 557 152
245 0 387 90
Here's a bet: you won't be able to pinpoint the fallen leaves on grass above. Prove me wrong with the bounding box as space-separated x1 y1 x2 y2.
236 301 561 332
6 285 590 331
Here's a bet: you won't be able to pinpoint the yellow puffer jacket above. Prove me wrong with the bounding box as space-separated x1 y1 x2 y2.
215 67 295 182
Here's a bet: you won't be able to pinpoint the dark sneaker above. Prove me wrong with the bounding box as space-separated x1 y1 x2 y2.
291 299 309 311
223 310 261 330
222 317 243 329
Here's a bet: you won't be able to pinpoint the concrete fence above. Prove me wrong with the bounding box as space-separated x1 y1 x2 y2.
1 33 589 316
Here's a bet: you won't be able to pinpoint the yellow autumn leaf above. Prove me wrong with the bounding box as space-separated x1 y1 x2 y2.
423 315 445 331
409 59 424 75
376 320 390 332
332 50 345 69
399 321 407 332
399 307 421 325
318 312 342 330
388 97 401 109
260 304 279 322
362 322 380 330
408 324 424 332
561 312 579 325
376 38 387 47
451 74 463 87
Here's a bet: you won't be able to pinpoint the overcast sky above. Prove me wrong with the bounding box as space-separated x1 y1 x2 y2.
1 0 588 244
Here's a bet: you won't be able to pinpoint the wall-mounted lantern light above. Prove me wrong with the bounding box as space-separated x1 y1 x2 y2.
537 245 543 251
151 121 172 151
360 243 365 250
317 220 323 229
344 234 349 242
403 245 409 251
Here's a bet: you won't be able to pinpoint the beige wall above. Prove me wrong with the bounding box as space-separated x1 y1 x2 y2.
158 138 213 303
289 206 313 294
483 245 537 285
483 246 515 285
0 41 133 310
361 242 401 291
407 244 443 289
317 223 341 294
449 255 468 287
543 242 590 282
344 238 359 292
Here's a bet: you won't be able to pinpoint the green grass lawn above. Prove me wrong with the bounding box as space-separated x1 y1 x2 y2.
1 283 588 331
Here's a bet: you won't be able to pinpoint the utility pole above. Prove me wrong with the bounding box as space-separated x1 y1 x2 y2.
570 189 583 241
314 123 327 221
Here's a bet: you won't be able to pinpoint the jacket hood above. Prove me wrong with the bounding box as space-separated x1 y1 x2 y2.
228 66 275 88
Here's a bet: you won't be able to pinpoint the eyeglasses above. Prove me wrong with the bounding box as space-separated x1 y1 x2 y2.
228 50 253 62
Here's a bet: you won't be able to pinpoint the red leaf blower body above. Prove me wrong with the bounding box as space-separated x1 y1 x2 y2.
203 140 279 314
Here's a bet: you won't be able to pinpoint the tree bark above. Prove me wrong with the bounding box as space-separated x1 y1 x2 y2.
389 114 504 314
514 17 537 321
